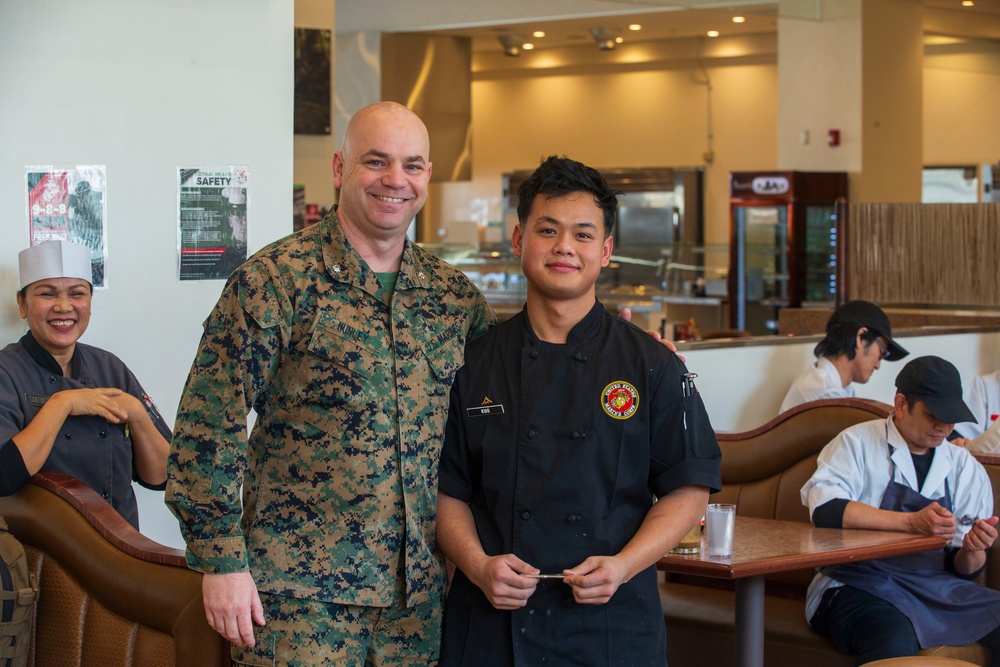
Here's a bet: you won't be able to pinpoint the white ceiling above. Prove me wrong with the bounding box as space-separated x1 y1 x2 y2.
335 0 1000 54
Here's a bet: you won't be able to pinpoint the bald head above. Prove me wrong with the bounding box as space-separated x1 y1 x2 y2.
341 101 430 160
333 101 433 251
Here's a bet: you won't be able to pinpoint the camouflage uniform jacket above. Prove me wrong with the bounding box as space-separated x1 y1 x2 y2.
165 213 495 608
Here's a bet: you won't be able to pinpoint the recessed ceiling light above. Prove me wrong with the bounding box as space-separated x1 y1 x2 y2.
962 1 974 6
732 16 746 23
522 43 534 50
629 24 642 31
532 31 545 38
615 36 624 44
707 30 720 38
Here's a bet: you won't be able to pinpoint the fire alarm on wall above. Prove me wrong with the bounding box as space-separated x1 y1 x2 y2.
827 129 840 147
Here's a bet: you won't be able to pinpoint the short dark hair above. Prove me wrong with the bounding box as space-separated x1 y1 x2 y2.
814 322 880 359
516 155 621 237
899 393 920 412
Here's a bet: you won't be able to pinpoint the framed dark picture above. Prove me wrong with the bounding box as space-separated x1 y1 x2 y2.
294 28 331 135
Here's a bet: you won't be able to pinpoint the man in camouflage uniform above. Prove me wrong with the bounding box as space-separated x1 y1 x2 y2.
165 101 495 666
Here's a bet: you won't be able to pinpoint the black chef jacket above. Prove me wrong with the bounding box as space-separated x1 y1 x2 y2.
0 333 172 529
439 302 721 667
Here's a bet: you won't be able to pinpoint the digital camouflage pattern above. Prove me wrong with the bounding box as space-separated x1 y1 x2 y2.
165 213 495 609
232 590 441 666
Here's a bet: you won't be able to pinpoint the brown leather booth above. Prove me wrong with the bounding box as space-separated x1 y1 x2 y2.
661 398 998 667
0 470 228 667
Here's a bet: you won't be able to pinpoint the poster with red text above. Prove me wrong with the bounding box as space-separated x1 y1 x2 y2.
177 166 249 281
25 165 108 288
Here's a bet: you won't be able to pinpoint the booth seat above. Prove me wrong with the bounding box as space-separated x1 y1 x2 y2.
661 398 999 667
0 470 229 667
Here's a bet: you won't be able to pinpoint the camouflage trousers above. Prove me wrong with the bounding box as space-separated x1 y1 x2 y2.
232 591 442 667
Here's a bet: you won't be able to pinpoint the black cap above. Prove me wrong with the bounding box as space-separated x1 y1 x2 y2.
827 300 908 361
895 356 975 424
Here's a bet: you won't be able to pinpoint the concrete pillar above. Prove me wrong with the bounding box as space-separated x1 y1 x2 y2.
778 0 923 202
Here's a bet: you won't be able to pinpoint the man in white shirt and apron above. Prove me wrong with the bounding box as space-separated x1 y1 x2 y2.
801 356 1000 665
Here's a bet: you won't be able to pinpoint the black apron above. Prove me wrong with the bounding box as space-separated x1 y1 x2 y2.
824 448 1000 647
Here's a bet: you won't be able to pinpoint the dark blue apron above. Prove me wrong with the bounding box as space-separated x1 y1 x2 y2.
823 444 1000 647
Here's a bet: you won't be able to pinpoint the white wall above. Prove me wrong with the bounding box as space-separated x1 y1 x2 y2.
682 329 1000 433
0 0 293 548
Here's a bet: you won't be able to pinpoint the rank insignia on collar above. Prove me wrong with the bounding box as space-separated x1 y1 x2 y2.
602 381 639 420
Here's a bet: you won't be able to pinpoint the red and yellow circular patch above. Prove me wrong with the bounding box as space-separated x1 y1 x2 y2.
601 381 639 420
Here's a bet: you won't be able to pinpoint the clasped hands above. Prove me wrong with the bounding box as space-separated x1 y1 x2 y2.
908 501 999 552
469 552 628 610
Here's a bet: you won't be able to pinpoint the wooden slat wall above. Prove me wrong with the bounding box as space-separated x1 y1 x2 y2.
847 203 1000 306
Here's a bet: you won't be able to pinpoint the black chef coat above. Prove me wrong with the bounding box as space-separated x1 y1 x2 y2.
439 302 721 667
0 333 172 528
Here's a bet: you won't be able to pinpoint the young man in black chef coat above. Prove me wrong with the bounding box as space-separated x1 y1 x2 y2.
436 155 722 667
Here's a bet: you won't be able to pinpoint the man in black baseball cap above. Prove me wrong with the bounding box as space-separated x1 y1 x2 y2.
780 300 909 413
895 355 976 426
801 355 1000 664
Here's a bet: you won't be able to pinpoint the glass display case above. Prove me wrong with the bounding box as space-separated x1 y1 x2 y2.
729 171 848 335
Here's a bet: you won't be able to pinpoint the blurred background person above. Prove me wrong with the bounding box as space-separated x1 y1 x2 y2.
0 240 171 529
780 300 908 413
952 369 1000 445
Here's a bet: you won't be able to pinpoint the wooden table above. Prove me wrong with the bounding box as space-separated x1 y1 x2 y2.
657 516 947 667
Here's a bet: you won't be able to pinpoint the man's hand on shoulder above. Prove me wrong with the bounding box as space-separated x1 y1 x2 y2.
202 571 266 647
619 307 683 361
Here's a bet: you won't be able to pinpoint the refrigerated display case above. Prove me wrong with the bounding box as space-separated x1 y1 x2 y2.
729 171 847 335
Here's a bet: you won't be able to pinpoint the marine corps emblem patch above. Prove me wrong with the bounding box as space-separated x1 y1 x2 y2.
602 381 639 420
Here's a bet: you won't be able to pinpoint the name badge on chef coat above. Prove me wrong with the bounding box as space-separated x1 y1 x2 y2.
467 396 504 417
25 393 49 407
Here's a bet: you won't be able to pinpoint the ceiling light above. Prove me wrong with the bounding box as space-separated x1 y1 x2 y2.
532 30 545 38
590 27 619 51
707 30 720 38
615 36 624 44
962 1 974 6
732 16 746 23
629 24 642 31
497 33 522 57
522 43 534 50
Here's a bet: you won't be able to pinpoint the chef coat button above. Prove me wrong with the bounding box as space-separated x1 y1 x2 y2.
49 376 56 384
578 431 587 439
64 433 72 440
566 514 579 522
527 430 538 439
573 352 587 362
99 431 107 438
101 492 109 499
521 511 530 520
571 431 579 439
529 350 539 359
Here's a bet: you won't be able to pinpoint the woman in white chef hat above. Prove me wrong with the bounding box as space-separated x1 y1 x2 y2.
0 240 171 529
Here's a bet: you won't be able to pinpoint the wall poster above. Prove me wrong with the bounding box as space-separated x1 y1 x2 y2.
177 166 249 281
25 165 108 288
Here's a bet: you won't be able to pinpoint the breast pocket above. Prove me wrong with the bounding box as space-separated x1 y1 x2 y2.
423 323 465 388
282 320 387 436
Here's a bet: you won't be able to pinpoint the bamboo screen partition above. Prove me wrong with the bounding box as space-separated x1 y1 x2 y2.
847 203 1000 306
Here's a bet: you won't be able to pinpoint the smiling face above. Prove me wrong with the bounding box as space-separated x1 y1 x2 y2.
332 102 432 243
17 277 92 359
893 394 954 455
512 191 613 306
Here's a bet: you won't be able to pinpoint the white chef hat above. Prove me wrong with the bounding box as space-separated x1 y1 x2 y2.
18 240 93 289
